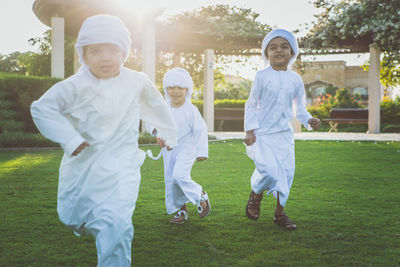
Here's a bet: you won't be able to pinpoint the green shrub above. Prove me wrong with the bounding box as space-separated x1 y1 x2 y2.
382 124 400 133
0 109 18 120
0 120 24 132
0 73 60 133
307 105 330 120
0 132 57 148
191 99 247 112
381 97 400 123
215 99 246 108
0 99 13 109
138 133 157 144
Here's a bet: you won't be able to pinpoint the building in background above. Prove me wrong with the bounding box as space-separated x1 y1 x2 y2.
300 61 383 106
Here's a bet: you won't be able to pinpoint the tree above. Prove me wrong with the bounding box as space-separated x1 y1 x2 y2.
0 52 27 74
154 5 271 98
23 30 75 77
307 0 400 88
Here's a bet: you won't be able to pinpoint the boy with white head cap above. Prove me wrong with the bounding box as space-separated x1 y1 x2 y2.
243 29 321 229
31 14 177 266
147 67 211 224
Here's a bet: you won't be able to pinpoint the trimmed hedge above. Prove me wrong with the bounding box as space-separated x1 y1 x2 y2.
192 99 246 112
0 72 60 133
381 97 400 123
0 132 57 148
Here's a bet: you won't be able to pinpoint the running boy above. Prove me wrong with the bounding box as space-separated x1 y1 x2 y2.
147 67 211 224
30 14 177 266
243 29 320 230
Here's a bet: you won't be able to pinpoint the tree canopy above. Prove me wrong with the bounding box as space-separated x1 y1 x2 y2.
307 0 400 53
0 30 75 77
307 0 400 88
154 5 271 98
161 5 271 45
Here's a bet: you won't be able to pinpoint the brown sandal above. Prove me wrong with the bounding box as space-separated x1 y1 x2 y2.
246 191 263 220
273 213 297 230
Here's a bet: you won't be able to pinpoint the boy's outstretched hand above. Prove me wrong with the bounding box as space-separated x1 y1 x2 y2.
243 130 256 146
196 157 207 162
308 117 321 130
72 141 90 156
157 137 172 151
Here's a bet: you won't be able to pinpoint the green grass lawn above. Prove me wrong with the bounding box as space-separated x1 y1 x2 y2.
1 140 399 266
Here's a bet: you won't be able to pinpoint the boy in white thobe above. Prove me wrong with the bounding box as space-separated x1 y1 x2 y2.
147 68 211 224
30 15 177 266
243 29 320 230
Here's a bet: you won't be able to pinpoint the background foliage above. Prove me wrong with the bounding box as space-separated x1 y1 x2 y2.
307 0 400 89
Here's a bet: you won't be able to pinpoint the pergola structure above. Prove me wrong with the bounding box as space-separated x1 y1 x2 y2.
32 0 382 133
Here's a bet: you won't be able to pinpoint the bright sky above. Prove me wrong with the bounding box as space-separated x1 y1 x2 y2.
0 0 370 79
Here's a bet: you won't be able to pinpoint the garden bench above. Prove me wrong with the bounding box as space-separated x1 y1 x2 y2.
323 108 368 132
214 108 244 131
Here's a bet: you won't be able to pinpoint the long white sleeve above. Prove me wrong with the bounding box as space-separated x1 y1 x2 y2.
192 108 208 158
140 76 177 148
31 84 85 156
294 81 313 130
244 74 260 132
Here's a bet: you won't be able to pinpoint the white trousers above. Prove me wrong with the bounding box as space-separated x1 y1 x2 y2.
77 170 141 267
247 131 295 207
163 144 203 214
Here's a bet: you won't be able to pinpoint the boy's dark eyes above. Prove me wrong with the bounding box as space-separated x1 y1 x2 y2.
269 45 290 50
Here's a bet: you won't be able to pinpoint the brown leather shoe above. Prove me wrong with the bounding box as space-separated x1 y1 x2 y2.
246 191 263 220
170 210 188 224
197 191 211 218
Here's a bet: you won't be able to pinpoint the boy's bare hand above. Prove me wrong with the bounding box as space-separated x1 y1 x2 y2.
308 117 321 130
72 141 90 156
243 130 256 146
196 157 207 162
157 137 172 150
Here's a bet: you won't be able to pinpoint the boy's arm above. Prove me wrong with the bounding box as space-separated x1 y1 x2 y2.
294 80 314 130
140 76 177 148
243 74 260 146
244 74 260 133
192 108 208 159
31 85 86 156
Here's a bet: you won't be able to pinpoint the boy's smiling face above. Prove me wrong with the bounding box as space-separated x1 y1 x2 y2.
265 37 294 71
83 43 124 79
167 86 187 107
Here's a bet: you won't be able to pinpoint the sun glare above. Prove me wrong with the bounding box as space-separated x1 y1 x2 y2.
117 0 167 13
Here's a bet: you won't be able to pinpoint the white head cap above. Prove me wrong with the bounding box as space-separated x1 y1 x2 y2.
162 68 194 104
75 14 131 72
261 29 299 69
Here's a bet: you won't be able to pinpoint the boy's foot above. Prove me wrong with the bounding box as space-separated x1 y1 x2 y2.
273 213 297 230
246 191 263 220
170 209 189 224
197 191 211 218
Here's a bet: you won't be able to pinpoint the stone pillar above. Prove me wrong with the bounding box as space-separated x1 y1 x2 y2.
51 17 65 78
73 48 80 74
142 22 156 83
368 46 381 133
204 49 214 132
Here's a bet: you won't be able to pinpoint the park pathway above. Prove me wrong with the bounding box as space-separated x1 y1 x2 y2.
210 132 400 142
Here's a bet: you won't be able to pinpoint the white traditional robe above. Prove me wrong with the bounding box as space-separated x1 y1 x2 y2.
244 67 312 207
161 101 208 214
31 67 177 266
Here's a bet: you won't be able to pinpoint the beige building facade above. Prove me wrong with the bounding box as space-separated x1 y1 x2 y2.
300 61 371 106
